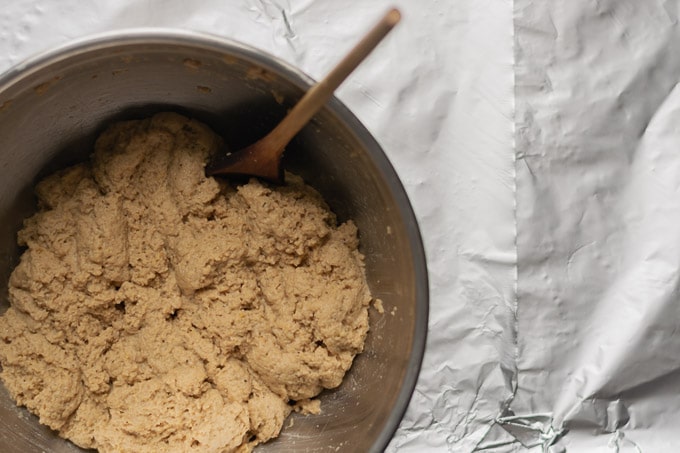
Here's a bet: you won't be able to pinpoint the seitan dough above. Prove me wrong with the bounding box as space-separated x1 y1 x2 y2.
0 113 372 452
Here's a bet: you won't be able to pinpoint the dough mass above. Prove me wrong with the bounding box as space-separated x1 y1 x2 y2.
0 113 372 452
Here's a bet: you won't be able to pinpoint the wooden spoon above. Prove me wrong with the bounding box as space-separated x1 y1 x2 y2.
205 8 401 183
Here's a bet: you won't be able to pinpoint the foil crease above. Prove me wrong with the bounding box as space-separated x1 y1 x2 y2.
2 0 680 452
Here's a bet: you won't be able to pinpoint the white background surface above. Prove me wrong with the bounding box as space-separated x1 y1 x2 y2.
3 1 680 452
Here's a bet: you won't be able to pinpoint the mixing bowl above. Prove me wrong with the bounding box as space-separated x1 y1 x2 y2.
0 30 428 452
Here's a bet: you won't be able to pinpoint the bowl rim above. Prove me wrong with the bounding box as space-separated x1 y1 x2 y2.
0 28 429 453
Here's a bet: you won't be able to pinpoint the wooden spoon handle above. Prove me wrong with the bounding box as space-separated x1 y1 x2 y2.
262 8 401 150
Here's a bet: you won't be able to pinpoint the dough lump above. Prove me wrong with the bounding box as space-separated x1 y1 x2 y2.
0 113 372 452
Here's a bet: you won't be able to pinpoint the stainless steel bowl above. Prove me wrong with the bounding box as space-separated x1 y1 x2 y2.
0 30 428 453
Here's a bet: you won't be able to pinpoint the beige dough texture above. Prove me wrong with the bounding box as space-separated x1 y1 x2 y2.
0 113 372 452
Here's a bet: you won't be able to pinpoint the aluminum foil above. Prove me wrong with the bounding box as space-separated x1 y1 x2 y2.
1 0 678 451
513 1 680 451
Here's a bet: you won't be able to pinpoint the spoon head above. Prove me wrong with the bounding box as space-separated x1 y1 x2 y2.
205 142 285 184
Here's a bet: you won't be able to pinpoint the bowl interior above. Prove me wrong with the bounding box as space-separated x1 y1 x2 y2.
0 31 427 453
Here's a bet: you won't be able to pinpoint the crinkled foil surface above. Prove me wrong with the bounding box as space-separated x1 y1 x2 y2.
1 0 679 451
